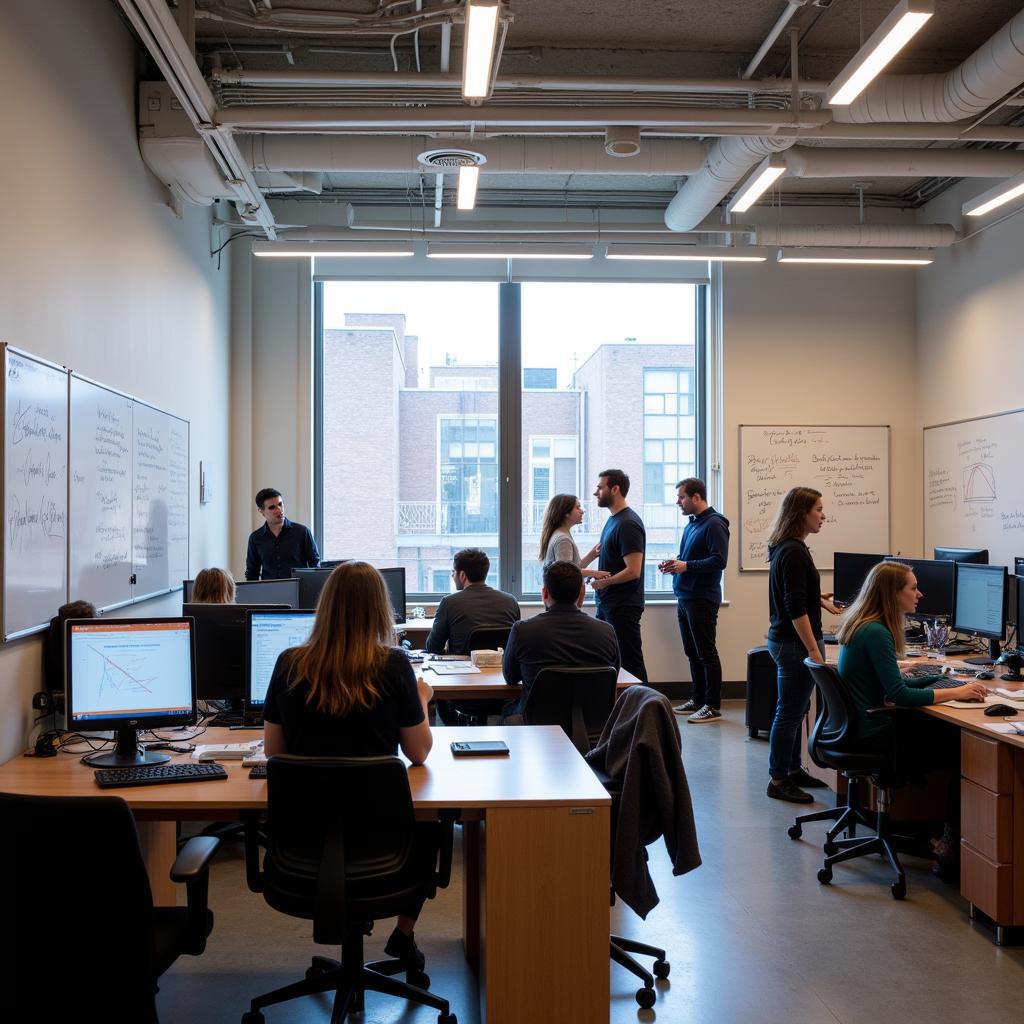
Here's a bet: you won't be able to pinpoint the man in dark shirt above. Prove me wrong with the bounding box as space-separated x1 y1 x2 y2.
501 561 620 721
424 548 520 655
244 488 320 581
590 468 648 682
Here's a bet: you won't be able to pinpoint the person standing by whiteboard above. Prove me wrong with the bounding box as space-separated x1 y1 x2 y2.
765 487 841 804
245 488 320 581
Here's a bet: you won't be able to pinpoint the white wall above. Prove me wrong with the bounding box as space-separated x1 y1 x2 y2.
0 0 232 762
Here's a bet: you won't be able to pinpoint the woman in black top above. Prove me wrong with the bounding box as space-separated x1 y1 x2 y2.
765 487 841 804
263 561 434 967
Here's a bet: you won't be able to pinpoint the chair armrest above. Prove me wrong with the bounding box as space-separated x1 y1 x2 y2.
170 836 219 882
865 704 902 718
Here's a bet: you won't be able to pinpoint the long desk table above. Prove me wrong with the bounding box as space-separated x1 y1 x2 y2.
423 661 641 700
0 725 611 1023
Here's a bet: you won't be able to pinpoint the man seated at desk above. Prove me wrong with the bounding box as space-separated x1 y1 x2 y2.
500 560 620 723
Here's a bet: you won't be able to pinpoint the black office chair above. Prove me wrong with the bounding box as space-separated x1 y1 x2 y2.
789 659 917 900
465 624 513 652
1 792 217 1024
241 755 457 1024
444 624 514 725
521 664 618 754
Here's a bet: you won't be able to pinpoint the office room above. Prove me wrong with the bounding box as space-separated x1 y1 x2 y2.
3 1 1024 1022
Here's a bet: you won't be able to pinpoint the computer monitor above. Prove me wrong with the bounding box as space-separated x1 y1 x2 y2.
181 578 300 606
65 618 196 768
294 567 334 609
379 567 407 623
952 562 1007 664
934 547 989 564
246 609 317 720
833 552 886 607
883 557 956 621
1015 557 1024 578
185 603 290 713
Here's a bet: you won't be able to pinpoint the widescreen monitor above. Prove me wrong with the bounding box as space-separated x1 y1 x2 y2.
293 567 334 609
182 577 300 607
883 557 956 621
934 547 989 565
65 618 196 768
833 552 886 607
952 562 1007 663
246 610 317 720
185 602 289 711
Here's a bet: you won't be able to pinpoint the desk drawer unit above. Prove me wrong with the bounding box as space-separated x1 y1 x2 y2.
958 732 1024 937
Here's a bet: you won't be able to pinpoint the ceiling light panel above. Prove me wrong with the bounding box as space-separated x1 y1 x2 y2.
462 1 501 100
727 156 787 214
962 171 1024 217
427 242 593 260
457 165 480 210
252 241 415 258
776 247 933 265
606 244 767 262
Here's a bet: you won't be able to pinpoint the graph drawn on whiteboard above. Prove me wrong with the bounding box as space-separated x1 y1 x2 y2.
962 463 996 503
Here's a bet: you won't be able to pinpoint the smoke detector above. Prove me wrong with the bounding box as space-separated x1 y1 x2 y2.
417 149 487 170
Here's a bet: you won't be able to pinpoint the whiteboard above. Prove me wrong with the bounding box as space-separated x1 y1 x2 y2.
924 408 1024 569
739 425 890 571
69 376 134 611
2 346 69 639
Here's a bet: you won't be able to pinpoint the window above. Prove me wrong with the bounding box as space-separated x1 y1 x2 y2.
316 279 706 599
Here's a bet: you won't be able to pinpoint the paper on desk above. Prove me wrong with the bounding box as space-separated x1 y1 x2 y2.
983 722 1024 736
426 661 481 675
945 696 1024 709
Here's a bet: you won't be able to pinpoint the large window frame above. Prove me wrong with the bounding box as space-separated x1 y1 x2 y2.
314 280 709 601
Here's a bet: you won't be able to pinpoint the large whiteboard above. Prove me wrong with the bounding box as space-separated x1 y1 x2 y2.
739 424 890 571
924 408 1024 569
2 346 69 639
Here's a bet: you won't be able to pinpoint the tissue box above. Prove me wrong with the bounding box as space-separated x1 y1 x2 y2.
471 649 503 667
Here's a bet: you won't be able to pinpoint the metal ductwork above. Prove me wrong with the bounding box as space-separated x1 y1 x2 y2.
238 135 709 176
753 224 957 247
783 146 1024 178
831 8 1024 123
663 135 795 232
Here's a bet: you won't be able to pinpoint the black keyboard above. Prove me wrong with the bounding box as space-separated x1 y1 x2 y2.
248 762 268 779
94 762 229 788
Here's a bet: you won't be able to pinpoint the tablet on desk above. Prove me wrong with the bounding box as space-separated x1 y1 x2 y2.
451 741 510 757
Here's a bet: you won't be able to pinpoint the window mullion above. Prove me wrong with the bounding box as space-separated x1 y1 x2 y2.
498 283 522 597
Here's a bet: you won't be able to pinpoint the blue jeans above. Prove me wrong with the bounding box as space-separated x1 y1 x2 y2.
767 638 824 781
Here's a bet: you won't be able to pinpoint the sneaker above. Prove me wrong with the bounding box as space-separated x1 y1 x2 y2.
766 779 814 804
787 767 827 789
688 705 722 723
673 700 698 715
384 927 426 971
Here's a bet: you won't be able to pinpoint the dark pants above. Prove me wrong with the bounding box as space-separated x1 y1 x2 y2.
676 598 722 709
767 638 824 780
596 603 647 683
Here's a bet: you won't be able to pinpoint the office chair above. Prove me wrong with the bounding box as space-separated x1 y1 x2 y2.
446 623 514 725
521 664 618 754
790 659 917 900
1 792 217 1024
241 755 457 1024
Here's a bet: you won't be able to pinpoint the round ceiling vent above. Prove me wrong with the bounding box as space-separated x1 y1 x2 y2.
417 148 488 170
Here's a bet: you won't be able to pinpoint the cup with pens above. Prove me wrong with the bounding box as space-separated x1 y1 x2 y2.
925 619 949 655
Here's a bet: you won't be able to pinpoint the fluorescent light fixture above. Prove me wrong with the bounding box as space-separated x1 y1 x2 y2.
457 164 480 210
727 156 787 214
252 241 414 258
427 242 593 260
606 244 767 262
462 1 501 100
776 247 933 265
962 171 1024 217
828 0 933 106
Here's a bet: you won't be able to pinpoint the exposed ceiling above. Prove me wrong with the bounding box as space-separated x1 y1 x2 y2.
123 0 1024 242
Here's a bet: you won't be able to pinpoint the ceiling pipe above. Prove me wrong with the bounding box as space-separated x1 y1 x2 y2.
743 1 810 80
238 135 709 174
664 135 796 232
783 146 1024 178
831 7 1024 122
753 223 957 247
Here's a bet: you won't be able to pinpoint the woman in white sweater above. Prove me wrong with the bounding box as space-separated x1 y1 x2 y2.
538 494 607 579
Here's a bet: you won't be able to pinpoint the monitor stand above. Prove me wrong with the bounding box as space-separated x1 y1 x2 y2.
81 727 171 769
999 652 1024 682
963 638 1002 667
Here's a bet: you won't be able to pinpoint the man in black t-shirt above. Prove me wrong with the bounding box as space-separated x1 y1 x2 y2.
590 468 648 683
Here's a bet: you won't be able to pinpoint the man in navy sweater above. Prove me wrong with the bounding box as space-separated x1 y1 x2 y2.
658 478 730 722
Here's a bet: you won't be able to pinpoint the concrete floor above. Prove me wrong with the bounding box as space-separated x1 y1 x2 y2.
159 705 1024 1023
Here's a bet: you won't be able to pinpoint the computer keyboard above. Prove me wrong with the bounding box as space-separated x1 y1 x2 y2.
94 761 229 788
248 762 268 779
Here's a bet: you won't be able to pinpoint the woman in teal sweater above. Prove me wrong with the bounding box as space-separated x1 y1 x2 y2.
836 560 987 877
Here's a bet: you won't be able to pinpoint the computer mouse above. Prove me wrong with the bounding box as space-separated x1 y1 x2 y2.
976 670 995 680
984 704 1018 717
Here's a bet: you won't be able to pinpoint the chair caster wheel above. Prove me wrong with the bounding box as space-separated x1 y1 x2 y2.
891 880 907 900
653 959 670 979
636 986 656 1009
787 824 802 840
823 841 838 856
817 867 832 885
241 1013 265 1024
408 970 431 989
438 1013 457 1024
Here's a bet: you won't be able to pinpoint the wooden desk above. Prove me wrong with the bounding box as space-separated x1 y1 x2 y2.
0 725 611 1023
423 662 641 700
397 617 434 647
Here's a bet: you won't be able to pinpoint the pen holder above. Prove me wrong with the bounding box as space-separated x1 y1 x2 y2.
925 621 949 652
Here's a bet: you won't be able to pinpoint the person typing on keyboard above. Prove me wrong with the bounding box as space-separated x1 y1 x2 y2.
261 561 435 974
836 561 988 880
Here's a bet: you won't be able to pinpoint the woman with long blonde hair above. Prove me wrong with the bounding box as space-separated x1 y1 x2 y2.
765 487 841 804
537 493 607 580
262 560 435 967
